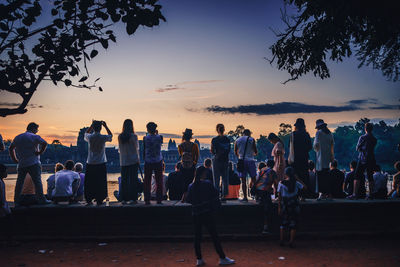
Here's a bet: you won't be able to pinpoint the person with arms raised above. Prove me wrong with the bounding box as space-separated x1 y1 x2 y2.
84 120 112 206
9 122 50 205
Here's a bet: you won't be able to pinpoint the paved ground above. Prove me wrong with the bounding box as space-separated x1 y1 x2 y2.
1 238 399 266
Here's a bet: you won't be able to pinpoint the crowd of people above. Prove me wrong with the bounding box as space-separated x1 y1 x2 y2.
1 118 400 264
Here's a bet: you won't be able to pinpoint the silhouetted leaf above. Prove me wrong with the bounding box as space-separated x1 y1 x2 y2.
94 77 101 82
0 22 8 31
100 39 108 49
99 86 103 91
126 23 138 35
79 76 88 82
53 19 63 29
51 9 58 16
64 79 72 86
90 50 98 58
16 27 28 35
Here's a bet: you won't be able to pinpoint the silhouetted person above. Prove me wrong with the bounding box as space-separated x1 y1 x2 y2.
389 161 400 198
118 119 140 204
348 123 377 199
9 122 50 205
313 119 334 201
84 120 112 205
186 166 235 266
235 129 258 202
143 122 163 205
0 164 11 217
178 129 200 202
211 124 231 201
370 165 387 199
0 133 4 151
74 162 85 201
46 163 64 200
167 162 184 201
329 160 345 198
308 160 318 198
203 158 213 182
268 133 286 181
52 160 80 204
277 167 305 248
343 161 357 196
288 118 312 200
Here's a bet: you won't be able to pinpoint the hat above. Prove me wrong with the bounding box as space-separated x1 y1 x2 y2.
183 128 193 137
315 119 327 129
294 118 305 128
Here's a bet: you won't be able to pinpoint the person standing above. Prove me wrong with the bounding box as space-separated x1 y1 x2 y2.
313 119 334 200
235 129 258 202
348 123 377 199
288 118 312 200
84 120 112 205
268 133 286 181
118 119 140 204
143 122 163 204
9 122 50 205
210 124 231 201
178 129 200 202
277 167 304 248
0 133 4 151
186 166 235 266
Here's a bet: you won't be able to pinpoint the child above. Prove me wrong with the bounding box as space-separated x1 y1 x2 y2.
277 167 305 248
186 166 235 266
254 159 278 234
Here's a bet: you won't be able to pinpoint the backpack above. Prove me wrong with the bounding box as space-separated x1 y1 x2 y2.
181 142 194 169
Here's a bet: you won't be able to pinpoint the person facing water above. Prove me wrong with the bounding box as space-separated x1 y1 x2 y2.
234 129 258 202
167 162 184 201
47 163 64 200
178 128 200 202
84 120 112 206
186 166 235 266
118 119 140 204
343 161 357 197
74 162 85 201
52 160 80 204
268 133 286 182
0 133 4 152
143 122 163 205
329 160 345 199
9 122 50 205
388 161 400 198
210 124 231 202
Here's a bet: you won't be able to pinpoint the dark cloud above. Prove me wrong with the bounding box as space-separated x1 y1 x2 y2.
155 80 223 93
0 102 43 108
205 102 359 115
155 85 184 93
203 99 397 116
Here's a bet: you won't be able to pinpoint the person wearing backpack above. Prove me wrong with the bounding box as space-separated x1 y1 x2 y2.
178 129 200 202
210 124 231 202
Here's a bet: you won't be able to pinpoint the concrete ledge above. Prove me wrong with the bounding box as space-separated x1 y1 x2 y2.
2 199 400 241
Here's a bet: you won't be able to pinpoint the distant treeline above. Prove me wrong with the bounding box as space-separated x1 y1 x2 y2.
228 118 400 173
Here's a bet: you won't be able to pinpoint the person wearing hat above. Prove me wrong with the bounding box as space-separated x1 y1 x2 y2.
287 118 312 200
178 128 200 202
313 119 335 200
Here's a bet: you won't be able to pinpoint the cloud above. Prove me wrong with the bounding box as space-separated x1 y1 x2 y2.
0 102 43 108
203 99 398 116
155 80 223 93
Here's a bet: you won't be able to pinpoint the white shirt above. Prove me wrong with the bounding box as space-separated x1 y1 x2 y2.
118 134 140 166
277 181 303 198
373 172 388 193
235 136 255 160
11 132 46 168
151 174 168 197
53 170 80 197
84 132 112 164
313 130 334 171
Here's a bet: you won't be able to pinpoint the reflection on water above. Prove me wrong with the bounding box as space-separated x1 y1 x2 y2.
4 173 124 202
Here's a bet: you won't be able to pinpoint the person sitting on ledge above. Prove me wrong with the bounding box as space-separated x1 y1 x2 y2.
343 161 357 197
19 173 38 206
329 160 345 199
225 161 240 200
0 164 11 218
114 176 144 202
52 160 80 204
167 162 184 201
74 163 85 201
388 161 400 199
308 160 318 199
151 161 168 201
203 158 213 182
370 165 387 199
277 167 305 248
46 163 64 200
186 166 235 266
84 120 113 206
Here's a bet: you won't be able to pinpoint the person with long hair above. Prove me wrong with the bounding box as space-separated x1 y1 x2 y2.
178 129 200 202
143 122 163 204
268 133 286 181
277 167 305 248
313 119 334 200
287 118 312 200
118 119 140 204
186 166 235 266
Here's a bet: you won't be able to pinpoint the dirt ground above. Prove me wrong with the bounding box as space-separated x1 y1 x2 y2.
1 238 399 267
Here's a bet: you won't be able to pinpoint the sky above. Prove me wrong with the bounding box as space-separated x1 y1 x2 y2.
0 0 399 146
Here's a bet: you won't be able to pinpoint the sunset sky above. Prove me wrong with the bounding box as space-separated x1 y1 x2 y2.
0 0 398 146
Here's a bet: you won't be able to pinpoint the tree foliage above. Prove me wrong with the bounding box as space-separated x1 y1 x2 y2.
269 0 400 83
0 0 165 117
